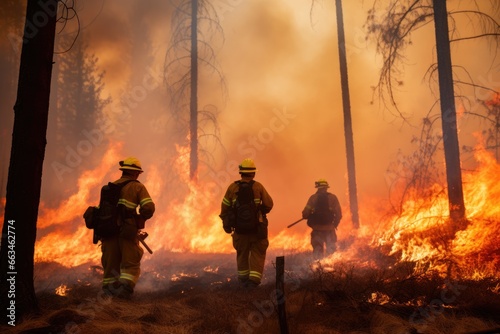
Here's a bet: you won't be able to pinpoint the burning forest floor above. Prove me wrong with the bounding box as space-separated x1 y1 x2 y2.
2 249 500 334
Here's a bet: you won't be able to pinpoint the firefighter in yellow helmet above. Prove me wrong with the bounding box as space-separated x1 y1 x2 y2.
101 157 155 299
302 179 342 259
219 158 274 288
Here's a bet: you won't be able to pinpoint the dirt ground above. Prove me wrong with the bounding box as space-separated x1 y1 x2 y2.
2 251 500 334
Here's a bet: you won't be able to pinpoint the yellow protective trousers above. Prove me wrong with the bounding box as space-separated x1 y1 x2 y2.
232 233 269 284
310 229 337 259
101 235 144 290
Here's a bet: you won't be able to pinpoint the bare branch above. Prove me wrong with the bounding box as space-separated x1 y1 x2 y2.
164 0 227 179
366 0 499 123
451 33 500 42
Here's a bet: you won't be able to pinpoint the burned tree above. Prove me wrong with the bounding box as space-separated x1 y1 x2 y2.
433 0 465 223
366 0 500 225
309 0 360 228
164 0 226 180
0 0 58 322
334 0 360 229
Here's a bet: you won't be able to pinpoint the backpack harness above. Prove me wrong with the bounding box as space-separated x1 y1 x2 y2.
233 180 260 234
307 192 335 227
84 179 138 243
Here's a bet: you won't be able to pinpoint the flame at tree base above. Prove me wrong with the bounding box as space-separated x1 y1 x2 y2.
315 145 500 280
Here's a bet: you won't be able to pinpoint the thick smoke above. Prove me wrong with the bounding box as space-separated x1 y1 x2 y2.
1 0 498 261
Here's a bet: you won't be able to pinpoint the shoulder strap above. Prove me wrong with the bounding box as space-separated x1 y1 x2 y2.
114 179 139 189
236 180 255 186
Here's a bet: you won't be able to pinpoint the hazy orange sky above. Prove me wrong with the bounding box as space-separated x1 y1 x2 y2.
1 0 498 243
74 0 497 230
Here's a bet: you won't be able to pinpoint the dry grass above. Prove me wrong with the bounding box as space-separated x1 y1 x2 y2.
1 251 499 334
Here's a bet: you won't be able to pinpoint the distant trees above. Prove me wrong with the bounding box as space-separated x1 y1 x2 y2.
54 37 108 145
46 34 110 191
366 0 500 224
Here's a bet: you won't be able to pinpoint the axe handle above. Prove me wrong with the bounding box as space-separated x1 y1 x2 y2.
139 238 153 254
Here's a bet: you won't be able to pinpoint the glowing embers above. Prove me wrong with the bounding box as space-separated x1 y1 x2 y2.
203 265 219 274
368 291 390 305
171 272 198 282
55 284 71 296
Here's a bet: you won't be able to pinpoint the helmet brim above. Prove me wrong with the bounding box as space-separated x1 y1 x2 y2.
119 166 143 173
239 168 257 173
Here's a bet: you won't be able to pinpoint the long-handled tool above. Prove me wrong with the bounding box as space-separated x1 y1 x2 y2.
287 218 305 228
138 232 153 254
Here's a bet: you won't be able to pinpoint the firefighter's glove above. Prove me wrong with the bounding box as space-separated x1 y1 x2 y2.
223 226 232 234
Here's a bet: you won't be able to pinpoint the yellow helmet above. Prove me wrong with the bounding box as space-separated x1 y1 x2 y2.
239 158 257 173
315 178 329 188
119 157 143 173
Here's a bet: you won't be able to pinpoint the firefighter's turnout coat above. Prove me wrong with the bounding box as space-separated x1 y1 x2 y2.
302 190 342 230
302 189 342 257
220 175 273 285
101 176 155 290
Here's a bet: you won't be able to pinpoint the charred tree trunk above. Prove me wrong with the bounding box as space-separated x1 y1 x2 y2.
432 0 466 225
0 0 58 323
335 0 359 229
190 0 199 180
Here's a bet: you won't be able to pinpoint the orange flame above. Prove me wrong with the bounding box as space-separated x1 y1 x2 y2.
145 143 233 253
316 142 500 280
21 130 499 282
34 142 123 266
34 141 234 268
37 142 124 228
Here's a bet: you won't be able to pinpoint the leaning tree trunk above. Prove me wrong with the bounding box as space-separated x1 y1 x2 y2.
0 0 58 323
190 0 198 180
432 0 466 226
335 0 360 228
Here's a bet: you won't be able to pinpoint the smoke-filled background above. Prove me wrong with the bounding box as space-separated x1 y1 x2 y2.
0 1 499 270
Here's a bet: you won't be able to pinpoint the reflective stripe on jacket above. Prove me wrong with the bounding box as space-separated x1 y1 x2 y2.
113 176 155 220
302 191 342 230
220 176 273 221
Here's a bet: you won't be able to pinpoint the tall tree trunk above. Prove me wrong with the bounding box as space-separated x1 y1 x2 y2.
335 0 359 229
190 0 198 180
432 0 466 225
0 0 58 323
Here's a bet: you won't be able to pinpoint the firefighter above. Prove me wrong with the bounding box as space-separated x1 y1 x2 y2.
302 179 342 259
220 158 274 288
101 157 155 299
